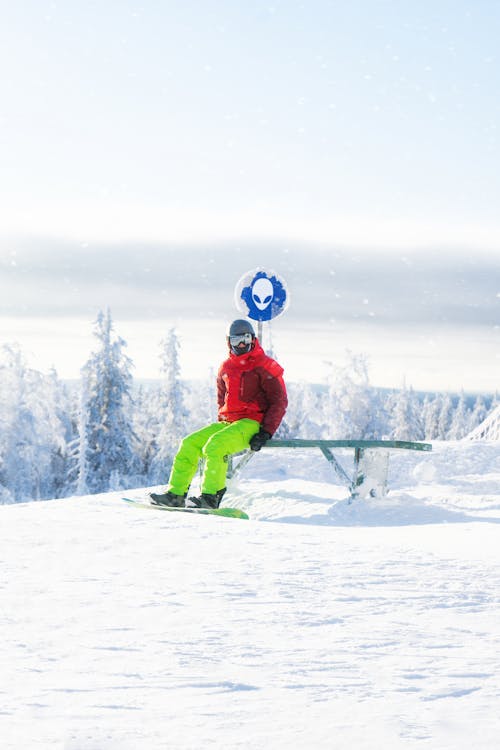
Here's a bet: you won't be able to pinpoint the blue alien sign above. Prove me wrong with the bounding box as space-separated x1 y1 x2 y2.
235 269 289 322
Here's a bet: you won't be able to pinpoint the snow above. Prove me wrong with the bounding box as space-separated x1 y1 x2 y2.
1 441 500 749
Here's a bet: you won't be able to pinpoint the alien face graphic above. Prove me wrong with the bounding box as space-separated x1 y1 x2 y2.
251 277 274 311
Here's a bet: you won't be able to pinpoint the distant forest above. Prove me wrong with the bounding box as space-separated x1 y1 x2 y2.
0 310 497 504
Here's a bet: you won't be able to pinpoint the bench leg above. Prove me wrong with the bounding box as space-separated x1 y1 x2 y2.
352 448 389 500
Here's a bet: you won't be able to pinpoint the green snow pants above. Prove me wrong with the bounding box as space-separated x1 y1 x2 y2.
167 418 260 496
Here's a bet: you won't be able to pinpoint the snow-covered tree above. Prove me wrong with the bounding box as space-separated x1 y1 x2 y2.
65 378 90 496
78 310 137 493
37 368 75 499
448 391 470 440
149 328 187 483
325 351 378 439
132 383 162 479
421 394 440 440
278 382 323 439
468 395 488 434
437 394 454 440
386 384 423 441
0 345 37 502
188 367 218 431
0 345 71 503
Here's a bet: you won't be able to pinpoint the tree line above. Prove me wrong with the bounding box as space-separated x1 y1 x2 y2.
0 310 496 504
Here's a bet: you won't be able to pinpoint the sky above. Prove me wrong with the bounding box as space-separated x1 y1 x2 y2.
0 1 499 391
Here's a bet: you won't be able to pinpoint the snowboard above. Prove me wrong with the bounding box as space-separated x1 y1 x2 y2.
122 497 249 520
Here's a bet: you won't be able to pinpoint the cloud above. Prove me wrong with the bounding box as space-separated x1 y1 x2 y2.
1 236 499 327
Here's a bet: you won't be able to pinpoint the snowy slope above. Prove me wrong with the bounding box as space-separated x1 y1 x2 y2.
1 441 500 750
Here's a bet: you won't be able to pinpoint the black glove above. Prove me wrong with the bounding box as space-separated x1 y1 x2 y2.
249 429 271 452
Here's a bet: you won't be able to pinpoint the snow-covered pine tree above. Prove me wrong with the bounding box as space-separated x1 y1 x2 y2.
421 394 440 440
79 309 137 493
325 351 377 439
187 367 218 432
437 393 454 440
0 345 71 503
386 383 423 441
278 382 323 439
132 383 162 480
468 395 488 434
37 367 75 499
149 328 187 484
448 391 470 440
67 377 90 496
0 344 36 502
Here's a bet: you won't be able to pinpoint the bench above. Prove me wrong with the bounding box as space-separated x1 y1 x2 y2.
228 439 432 503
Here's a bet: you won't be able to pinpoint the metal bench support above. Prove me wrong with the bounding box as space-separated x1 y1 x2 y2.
227 439 432 503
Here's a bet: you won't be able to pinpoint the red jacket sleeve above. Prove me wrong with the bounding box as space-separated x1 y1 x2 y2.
216 368 226 412
260 362 288 435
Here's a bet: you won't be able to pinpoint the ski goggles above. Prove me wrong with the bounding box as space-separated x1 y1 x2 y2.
229 333 253 346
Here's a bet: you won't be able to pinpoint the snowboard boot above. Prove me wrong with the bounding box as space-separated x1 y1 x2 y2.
149 490 186 507
186 488 226 509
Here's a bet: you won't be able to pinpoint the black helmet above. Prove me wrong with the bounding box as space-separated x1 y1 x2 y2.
227 319 255 356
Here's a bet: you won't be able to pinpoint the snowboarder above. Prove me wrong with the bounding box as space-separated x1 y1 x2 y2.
150 319 288 509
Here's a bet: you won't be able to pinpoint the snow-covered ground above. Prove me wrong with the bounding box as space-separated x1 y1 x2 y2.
1 441 499 749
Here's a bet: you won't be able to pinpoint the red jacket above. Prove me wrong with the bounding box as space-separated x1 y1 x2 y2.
217 340 287 436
